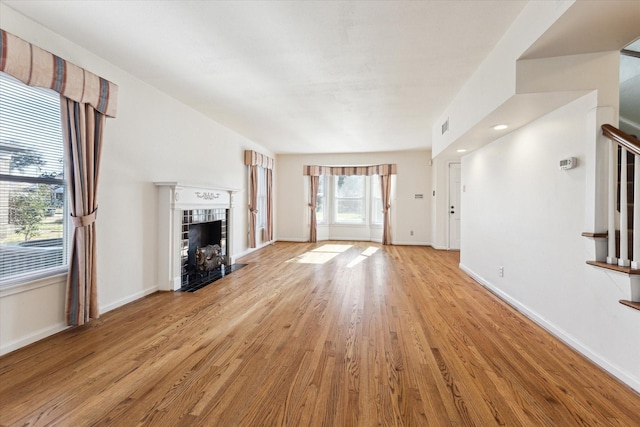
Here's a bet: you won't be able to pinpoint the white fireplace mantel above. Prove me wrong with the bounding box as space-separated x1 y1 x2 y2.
155 182 240 291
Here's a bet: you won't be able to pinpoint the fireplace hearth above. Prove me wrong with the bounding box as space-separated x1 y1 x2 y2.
179 263 246 292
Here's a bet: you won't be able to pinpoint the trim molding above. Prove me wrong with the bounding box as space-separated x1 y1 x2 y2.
459 263 640 393
0 272 67 297
392 241 431 246
100 286 158 313
234 240 276 259
0 322 68 356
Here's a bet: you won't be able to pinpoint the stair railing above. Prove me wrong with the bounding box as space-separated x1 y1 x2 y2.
602 124 640 268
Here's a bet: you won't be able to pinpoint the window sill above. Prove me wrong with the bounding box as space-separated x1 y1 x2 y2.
0 270 68 297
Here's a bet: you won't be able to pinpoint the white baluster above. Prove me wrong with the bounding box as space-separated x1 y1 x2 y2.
632 155 640 269
607 140 618 264
619 147 630 267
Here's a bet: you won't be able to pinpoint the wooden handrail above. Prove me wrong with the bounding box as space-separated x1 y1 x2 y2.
602 124 640 157
621 49 640 59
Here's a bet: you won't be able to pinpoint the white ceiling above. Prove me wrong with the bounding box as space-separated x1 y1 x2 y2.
2 0 529 154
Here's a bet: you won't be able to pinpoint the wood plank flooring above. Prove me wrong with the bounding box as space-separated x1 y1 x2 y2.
1 242 639 426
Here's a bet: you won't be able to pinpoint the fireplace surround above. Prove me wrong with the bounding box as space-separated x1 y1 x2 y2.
155 182 239 291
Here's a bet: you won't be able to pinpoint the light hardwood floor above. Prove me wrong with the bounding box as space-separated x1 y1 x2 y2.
1 242 639 426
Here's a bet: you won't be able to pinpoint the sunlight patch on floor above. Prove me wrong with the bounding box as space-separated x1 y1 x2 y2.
286 244 353 264
290 251 339 264
347 246 379 268
311 244 352 253
362 246 379 257
346 255 367 268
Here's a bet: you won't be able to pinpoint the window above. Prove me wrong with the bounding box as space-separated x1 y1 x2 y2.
0 72 68 285
371 174 383 225
257 166 266 229
334 175 366 223
316 175 326 224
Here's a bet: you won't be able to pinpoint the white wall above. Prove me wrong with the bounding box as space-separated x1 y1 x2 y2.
460 94 640 392
277 151 431 245
0 5 273 354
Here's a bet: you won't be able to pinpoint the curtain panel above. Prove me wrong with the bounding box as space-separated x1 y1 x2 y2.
308 176 319 243
265 169 273 241
1 29 118 326
380 174 392 245
248 166 259 248
244 150 274 248
62 100 104 325
0 30 118 117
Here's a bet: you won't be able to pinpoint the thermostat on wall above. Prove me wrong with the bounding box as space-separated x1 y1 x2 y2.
559 157 577 170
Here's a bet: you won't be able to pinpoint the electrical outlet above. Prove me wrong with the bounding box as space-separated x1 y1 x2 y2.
410 230 414 236
499 266 504 277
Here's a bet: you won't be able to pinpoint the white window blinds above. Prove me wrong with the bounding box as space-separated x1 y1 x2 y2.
0 72 68 286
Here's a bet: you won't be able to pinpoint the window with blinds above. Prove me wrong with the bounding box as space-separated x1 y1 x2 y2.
0 72 68 286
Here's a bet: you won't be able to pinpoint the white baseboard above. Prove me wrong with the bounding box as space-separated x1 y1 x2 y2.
270 238 433 247
431 244 448 250
0 322 68 356
459 263 640 394
100 286 158 313
392 241 431 246
234 240 276 260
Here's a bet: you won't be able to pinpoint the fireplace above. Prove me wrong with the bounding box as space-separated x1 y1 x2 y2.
155 182 239 291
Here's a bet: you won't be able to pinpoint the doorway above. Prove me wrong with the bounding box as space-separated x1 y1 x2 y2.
448 163 461 250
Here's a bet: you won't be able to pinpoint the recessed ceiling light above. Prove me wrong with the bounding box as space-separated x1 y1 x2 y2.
493 124 508 130
456 149 467 153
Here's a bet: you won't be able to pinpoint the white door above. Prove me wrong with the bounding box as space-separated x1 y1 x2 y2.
448 163 461 250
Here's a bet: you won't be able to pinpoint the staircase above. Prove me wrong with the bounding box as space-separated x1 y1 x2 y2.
585 124 640 310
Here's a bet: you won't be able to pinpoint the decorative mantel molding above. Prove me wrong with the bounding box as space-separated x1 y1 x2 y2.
155 182 241 291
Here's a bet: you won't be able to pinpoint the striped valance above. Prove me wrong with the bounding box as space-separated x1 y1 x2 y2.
244 150 274 169
303 164 397 176
0 30 118 117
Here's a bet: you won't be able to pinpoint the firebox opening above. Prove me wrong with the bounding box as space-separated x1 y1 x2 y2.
187 220 222 273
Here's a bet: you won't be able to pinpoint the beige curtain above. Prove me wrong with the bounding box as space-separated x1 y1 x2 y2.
248 165 258 248
380 174 392 245
265 168 273 241
61 99 105 325
309 176 319 243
